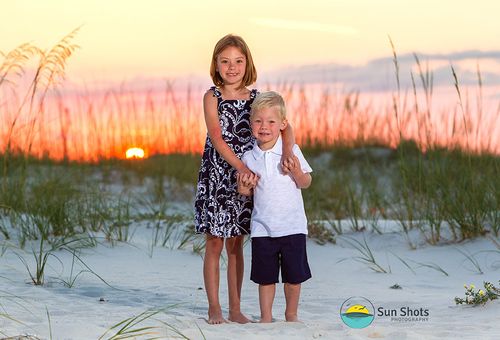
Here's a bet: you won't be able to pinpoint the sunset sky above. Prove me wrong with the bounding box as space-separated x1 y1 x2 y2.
2 0 499 82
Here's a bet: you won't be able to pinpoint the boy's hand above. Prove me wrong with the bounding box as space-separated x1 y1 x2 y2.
239 172 259 187
282 155 301 177
283 155 312 189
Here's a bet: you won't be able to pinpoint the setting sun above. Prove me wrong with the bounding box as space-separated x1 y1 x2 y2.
125 147 145 159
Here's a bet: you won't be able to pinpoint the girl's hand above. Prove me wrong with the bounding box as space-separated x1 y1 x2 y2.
280 148 294 174
237 173 259 187
236 172 259 196
282 155 301 176
247 173 259 187
280 124 295 173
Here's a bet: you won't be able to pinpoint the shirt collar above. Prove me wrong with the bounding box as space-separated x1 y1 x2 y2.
252 135 283 160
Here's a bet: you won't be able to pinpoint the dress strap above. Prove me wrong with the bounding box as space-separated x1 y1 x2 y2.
250 88 258 100
210 86 222 99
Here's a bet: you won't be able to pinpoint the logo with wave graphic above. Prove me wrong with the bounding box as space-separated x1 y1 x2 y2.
340 296 375 329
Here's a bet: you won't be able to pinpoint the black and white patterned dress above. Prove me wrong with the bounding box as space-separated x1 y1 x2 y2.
194 86 257 238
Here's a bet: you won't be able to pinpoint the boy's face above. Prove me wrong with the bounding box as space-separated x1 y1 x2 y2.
251 106 287 150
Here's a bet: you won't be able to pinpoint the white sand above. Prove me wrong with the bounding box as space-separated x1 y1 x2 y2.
1 222 499 339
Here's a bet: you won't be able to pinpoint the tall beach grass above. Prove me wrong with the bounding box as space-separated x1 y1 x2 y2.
0 32 498 248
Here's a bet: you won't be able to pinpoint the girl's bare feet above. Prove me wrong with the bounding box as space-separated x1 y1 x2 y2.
208 307 227 324
285 313 299 322
259 317 272 323
228 310 252 324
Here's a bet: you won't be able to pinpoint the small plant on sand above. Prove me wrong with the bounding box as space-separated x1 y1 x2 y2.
456 247 484 274
307 220 336 245
58 248 115 289
410 259 448 276
339 234 389 273
390 252 417 275
96 194 134 245
99 308 163 340
455 281 500 306
99 310 160 340
99 306 194 340
15 236 62 285
16 234 102 286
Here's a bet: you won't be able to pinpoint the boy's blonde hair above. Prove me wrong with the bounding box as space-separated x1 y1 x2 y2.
210 34 257 89
250 91 287 120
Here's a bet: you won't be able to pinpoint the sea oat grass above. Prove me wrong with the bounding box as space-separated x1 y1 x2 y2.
410 260 449 276
1 35 499 248
98 306 191 340
103 153 200 186
339 234 389 273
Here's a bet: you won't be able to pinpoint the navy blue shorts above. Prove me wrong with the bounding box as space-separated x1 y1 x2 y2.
251 234 312 285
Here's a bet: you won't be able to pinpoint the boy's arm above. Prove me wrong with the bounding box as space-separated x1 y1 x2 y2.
293 170 312 189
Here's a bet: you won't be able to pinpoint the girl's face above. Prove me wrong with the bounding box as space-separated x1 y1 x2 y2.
216 46 246 87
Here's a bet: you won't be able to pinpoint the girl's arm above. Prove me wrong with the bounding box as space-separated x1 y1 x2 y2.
203 91 251 174
280 124 295 173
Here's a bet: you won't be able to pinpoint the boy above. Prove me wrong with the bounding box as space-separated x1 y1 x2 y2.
237 91 312 323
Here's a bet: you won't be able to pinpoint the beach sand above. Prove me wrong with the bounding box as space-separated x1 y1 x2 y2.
1 223 499 339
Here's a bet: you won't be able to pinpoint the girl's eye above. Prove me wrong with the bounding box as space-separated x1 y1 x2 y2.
221 60 228 63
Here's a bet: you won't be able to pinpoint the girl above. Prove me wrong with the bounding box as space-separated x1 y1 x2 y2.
194 34 294 324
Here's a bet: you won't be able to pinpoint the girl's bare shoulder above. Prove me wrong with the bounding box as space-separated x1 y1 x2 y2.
203 88 218 102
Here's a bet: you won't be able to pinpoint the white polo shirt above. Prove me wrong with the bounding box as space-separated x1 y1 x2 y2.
241 136 313 238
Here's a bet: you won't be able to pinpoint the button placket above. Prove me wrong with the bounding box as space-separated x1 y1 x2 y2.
264 152 272 178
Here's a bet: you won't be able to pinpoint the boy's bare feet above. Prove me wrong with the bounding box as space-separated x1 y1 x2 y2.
208 308 227 324
228 311 252 324
285 313 299 322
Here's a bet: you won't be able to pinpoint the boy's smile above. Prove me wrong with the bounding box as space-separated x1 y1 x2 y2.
251 106 287 151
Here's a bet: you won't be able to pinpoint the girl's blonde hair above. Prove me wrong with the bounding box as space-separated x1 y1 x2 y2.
250 91 287 120
210 34 257 89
